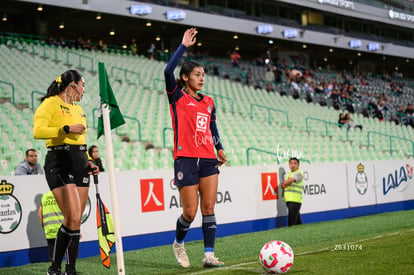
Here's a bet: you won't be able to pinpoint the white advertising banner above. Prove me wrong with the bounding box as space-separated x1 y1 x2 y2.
1 159 413 256
374 159 414 204
346 161 377 207
0 175 98 251
299 162 348 213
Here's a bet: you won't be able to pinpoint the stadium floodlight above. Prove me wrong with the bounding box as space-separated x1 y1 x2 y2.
165 10 186 21
367 43 379 51
349 39 361 49
256 25 273 35
283 29 298 38
130 5 152 16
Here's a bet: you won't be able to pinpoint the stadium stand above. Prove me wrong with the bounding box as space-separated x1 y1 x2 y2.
0 38 413 175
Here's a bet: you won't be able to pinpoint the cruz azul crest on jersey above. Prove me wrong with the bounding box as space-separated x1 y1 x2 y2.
196 112 208 132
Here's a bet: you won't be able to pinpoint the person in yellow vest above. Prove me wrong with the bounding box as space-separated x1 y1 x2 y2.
38 191 64 261
281 157 304 226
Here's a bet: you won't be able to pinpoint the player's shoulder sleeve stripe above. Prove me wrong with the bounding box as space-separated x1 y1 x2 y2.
167 85 178 94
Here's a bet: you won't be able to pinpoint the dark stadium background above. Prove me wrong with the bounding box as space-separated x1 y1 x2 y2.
0 0 412 76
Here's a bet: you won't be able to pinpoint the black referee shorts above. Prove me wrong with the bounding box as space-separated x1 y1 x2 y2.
44 145 90 190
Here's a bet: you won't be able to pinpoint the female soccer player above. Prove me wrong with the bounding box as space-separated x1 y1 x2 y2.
164 28 227 268
34 70 98 275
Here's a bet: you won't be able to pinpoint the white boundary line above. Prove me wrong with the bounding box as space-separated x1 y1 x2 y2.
189 228 414 274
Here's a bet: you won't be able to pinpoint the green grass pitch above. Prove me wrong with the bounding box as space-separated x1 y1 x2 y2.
1 209 413 274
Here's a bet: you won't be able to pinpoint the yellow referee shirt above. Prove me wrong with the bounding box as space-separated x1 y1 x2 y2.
33 95 87 147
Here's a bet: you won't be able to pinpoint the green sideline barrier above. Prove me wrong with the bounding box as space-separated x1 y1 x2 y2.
0 81 15 104
367 131 414 157
250 104 290 126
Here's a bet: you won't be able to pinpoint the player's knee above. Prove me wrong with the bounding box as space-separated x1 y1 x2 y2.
65 212 81 229
200 205 215 216
183 210 197 222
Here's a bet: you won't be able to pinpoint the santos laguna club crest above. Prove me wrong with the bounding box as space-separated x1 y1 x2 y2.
0 180 22 234
355 163 368 195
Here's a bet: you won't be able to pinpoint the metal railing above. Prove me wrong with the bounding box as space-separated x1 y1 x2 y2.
203 91 235 114
120 115 142 141
31 91 45 111
111 67 141 84
250 104 290 126
367 131 414 156
66 52 94 72
92 108 141 141
246 147 280 166
162 127 174 148
305 117 350 141
152 78 164 91
0 81 15 104
246 147 312 166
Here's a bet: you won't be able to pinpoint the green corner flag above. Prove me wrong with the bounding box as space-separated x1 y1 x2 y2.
97 62 125 139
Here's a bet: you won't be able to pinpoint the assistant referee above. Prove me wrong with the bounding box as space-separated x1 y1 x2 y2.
34 69 98 275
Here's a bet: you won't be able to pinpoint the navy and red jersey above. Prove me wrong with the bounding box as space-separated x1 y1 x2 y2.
164 44 223 159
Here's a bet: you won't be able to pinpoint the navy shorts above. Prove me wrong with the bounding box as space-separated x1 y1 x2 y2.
174 157 220 187
44 146 90 190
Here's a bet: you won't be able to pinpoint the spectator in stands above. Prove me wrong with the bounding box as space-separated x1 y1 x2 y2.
264 67 275 92
230 50 240 68
164 28 226 268
330 89 342 110
15 148 44 175
33 69 99 275
97 40 107 52
273 66 283 84
368 98 384 120
403 104 414 127
57 36 67 48
130 38 138 55
83 38 92 51
147 41 155 59
88 145 105 172
74 36 84 49
303 79 315 103
264 67 275 84
338 113 345 128
289 69 302 99
342 113 363 130
47 37 57 46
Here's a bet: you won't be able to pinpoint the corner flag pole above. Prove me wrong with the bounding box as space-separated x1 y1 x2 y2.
102 105 125 275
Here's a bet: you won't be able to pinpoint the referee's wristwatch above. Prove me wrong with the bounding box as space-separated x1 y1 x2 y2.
63 125 70 134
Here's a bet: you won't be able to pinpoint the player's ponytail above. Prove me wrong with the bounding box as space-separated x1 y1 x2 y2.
40 70 83 102
177 61 203 89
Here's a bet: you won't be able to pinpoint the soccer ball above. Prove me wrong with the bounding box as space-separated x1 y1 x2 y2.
259 240 294 274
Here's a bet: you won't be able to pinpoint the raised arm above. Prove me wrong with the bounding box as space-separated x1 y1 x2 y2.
164 28 198 100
